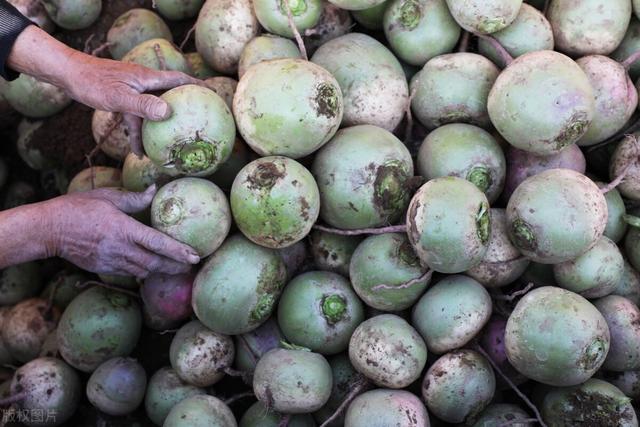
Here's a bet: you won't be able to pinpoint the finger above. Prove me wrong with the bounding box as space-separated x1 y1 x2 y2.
126 248 192 276
141 70 202 92
130 222 201 265
96 185 157 213
123 113 144 158
117 90 172 121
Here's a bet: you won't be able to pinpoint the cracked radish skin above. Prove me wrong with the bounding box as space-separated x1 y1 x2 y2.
142 85 236 177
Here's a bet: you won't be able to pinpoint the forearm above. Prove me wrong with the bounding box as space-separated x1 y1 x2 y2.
6 25 78 88
0 201 53 268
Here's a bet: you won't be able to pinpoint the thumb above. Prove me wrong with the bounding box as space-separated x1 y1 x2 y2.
103 185 157 213
125 93 172 121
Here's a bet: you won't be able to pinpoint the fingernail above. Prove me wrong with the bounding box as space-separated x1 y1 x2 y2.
152 102 171 120
187 252 200 264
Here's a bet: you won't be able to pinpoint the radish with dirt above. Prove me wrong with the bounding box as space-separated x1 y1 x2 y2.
122 153 171 192
141 272 194 331
240 401 316 427
234 317 285 372
121 38 190 73
479 315 528 387
0 74 71 118
203 77 237 110
502 144 586 201
416 123 506 202
314 353 363 427
411 53 499 130
91 110 130 161
540 378 637 426
422 349 496 424
233 58 343 159
612 261 640 306
472 404 534 427
144 367 205 426
553 236 625 299
506 169 608 264
10 357 81 427
195 0 260 75
478 3 554 68
547 0 632 57
344 389 430 427
406 176 490 273
163 395 237 427
192 234 287 335
349 233 431 311
277 271 365 354
412 275 492 354
445 0 522 34
303 2 352 54
106 9 173 60
610 135 640 201
253 347 333 413
41 0 101 30
593 295 640 372
488 51 596 155
505 286 610 386
230 156 320 249
310 230 362 277
312 125 414 230
2 298 60 363
253 0 323 38
238 35 302 78
151 178 231 257
349 314 427 388
467 209 530 288
142 85 236 177
57 286 142 373
66 166 122 193
169 320 234 387
155 0 204 20
86 357 147 416
383 0 461 67
311 33 408 131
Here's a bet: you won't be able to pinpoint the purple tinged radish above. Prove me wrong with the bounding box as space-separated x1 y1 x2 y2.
593 295 640 372
234 317 284 372
479 315 528 387
41 0 101 30
121 38 190 73
253 0 323 38
141 272 194 331
122 153 172 193
86 357 147 416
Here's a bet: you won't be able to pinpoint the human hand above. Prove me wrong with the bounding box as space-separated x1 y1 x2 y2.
62 52 200 156
41 186 200 278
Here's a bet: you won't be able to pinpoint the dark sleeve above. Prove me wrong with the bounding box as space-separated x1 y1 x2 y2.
0 0 33 81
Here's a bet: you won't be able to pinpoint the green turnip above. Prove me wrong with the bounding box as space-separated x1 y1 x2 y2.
467 209 530 288
169 320 234 387
505 286 610 386
10 357 81 427
416 123 506 202
144 367 205 426
192 234 287 335
122 38 190 73
234 318 284 372
142 84 236 176
349 314 427 388
86 357 147 416
344 389 429 427
253 0 323 38
155 0 204 20
0 74 71 118
41 0 101 30
277 271 364 354
445 0 522 34
238 35 301 78
479 315 528 387
351 1 387 30
253 347 333 413
107 9 173 60
230 156 320 248
204 76 237 111
122 153 171 192
66 166 122 193
478 3 554 68
57 286 142 372
164 395 237 427
312 125 413 229
349 233 430 311
506 169 608 263
233 58 343 158
422 349 496 424
151 178 231 257
311 33 408 131
548 0 632 56
553 236 624 298
184 52 217 79
406 176 490 273
594 295 640 372
195 0 260 75
488 51 596 155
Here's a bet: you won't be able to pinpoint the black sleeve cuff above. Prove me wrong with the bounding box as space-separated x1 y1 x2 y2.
0 0 34 81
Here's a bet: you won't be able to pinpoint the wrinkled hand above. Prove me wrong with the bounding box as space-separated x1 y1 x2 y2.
43 186 200 278
63 52 201 156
